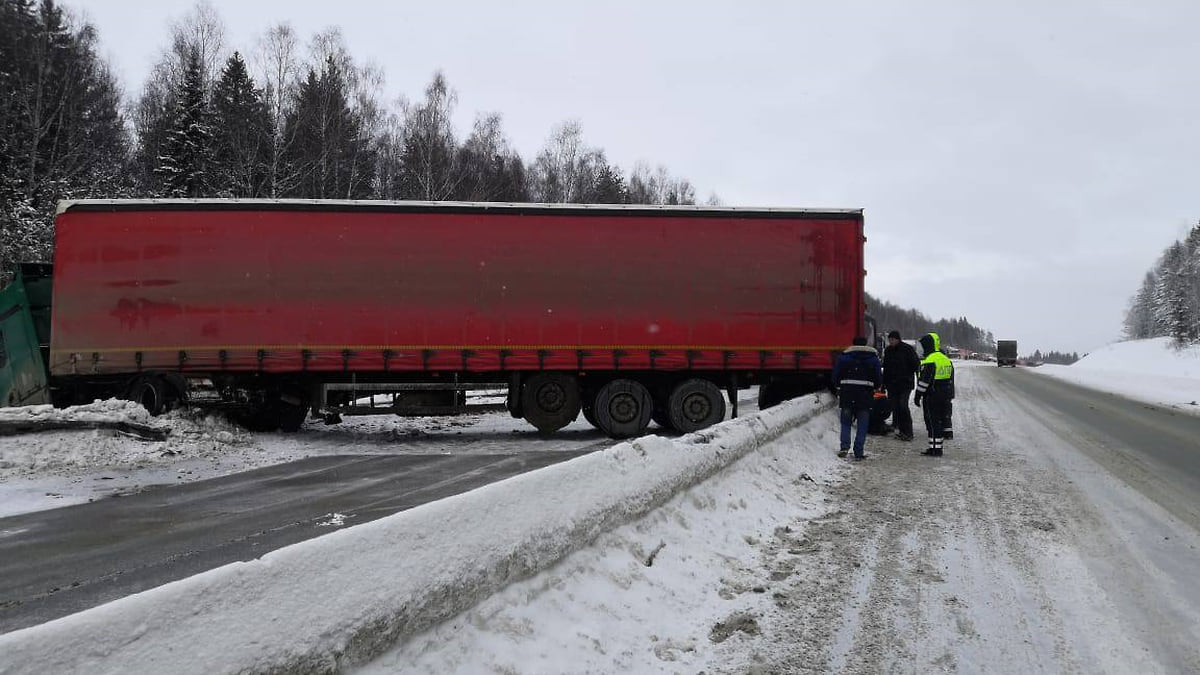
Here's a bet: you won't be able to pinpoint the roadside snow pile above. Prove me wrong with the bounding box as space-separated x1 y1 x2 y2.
0 402 252 479
0 398 151 425
0 394 831 675
1036 337 1200 412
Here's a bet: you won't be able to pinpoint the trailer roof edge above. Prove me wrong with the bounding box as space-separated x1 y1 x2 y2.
55 199 863 219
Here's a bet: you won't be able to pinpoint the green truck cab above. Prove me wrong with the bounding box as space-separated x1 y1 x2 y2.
0 263 54 406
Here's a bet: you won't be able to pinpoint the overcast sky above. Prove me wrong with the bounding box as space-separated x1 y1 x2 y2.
77 0 1200 355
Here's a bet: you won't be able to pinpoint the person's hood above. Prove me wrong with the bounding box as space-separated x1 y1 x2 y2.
843 345 878 355
918 333 937 357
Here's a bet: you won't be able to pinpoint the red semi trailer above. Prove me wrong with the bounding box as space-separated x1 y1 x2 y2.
41 199 870 437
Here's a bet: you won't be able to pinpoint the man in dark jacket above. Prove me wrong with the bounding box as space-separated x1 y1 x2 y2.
882 330 920 441
832 336 883 460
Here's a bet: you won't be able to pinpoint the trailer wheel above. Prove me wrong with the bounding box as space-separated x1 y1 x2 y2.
668 378 725 433
127 376 168 416
521 372 581 434
594 378 653 439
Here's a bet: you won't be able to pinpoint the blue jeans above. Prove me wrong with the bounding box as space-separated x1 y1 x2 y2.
840 406 870 456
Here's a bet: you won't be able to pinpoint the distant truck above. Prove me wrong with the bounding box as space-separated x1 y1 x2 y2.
1 199 873 438
996 340 1018 367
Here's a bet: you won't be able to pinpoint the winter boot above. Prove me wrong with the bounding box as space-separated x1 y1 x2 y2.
933 438 944 457
922 439 937 456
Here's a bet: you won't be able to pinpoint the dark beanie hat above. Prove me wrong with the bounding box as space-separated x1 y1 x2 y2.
887 330 901 340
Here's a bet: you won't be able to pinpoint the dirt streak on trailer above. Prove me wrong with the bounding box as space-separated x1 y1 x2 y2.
42 199 868 438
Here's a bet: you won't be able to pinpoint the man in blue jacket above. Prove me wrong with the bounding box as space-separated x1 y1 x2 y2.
832 336 883 460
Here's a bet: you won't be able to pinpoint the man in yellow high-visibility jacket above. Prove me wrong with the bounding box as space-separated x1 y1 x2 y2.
914 332 954 456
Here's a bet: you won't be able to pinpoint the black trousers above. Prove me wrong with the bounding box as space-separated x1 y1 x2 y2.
922 390 949 439
887 386 913 437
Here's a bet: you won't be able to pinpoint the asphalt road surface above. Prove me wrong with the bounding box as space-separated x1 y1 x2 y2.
0 451 589 635
991 365 1200 530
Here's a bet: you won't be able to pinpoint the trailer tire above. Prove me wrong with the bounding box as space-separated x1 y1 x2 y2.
667 378 725 433
127 376 168 416
594 378 653 439
521 372 581 434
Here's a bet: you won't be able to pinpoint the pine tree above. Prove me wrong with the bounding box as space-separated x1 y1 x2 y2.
155 46 214 197
1124 271 1158 339
1 0 129 279
281 57 375 199
210 52 272 197
453 113 528 202
1152 242 1193 344
1182 223 1200 342
590 163 627 203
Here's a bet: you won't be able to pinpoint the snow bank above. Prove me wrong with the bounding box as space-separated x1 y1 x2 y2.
0 395 829 674
0 399 152 426
0 403 251 483
1036 337 1200 413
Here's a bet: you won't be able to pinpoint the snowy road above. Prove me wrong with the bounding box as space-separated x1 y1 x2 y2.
743 364 1200 673
357 363 1200 673
0 451 590 634
995 366 1200 530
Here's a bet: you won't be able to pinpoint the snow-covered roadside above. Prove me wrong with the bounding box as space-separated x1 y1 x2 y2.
0 400 610 518
0 393 832 674
361 361 1200 674
1034 337 1200 414
359 400 845 673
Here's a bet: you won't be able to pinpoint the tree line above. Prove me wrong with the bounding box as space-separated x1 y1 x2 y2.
0 0 707 280
1123 222 1200 346
865 292 995 354
1024 350 1079 365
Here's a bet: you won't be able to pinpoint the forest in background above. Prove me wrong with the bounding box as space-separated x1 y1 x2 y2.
865 292 996 355
1123 222 1200 347
0 0 707 278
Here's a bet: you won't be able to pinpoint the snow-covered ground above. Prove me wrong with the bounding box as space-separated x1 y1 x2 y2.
0 397 616 518
353 361 1200 674
1034 337 1200 414
0 393 831 673
3 353 1199 673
